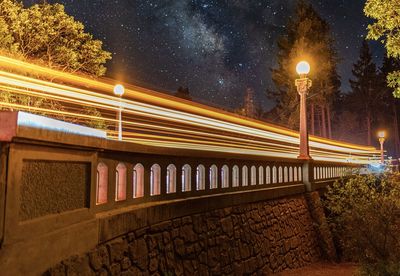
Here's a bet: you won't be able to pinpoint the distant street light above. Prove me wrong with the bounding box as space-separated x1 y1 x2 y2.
114 84 125 141
295 61 312 159
378 130 386 164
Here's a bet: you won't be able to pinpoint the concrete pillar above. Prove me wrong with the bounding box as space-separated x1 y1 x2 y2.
302 161 312 192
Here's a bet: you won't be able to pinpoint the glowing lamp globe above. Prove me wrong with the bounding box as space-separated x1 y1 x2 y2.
296 61 311 76
378 131 385 139
113 84 125 96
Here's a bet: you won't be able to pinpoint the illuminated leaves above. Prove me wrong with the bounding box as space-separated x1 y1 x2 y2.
0 0 109 128
325 173 400 274
0 0 111 76
365 0 400 98
387 71 400 97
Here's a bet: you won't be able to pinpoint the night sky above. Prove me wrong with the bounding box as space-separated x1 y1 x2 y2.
26 0 385 111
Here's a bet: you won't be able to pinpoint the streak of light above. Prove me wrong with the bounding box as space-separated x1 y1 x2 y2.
0 55 379 164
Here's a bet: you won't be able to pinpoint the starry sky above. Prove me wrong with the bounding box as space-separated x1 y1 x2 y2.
25 0 385 111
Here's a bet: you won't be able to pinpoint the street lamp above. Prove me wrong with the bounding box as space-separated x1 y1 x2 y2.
378 130 386 164
295 61 312 159
113 84 125 141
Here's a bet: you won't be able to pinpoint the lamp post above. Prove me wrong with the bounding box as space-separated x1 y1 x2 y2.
378 131 386 164
113 84 125 141
295 61 312 160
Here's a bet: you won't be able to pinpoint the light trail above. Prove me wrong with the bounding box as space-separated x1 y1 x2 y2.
0 72 374 153
0 55 379 164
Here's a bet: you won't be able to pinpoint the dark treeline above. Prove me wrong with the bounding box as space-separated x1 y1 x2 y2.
259 0 400 158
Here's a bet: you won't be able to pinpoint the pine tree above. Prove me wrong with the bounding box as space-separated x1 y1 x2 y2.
175 86 191 100
348 40 382 145
269 0 340 137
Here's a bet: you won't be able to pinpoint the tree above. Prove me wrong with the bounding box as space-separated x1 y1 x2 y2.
0 0 111 129
348 40 383 145
175 86 191 100
365 0 400 98
0 0 111 75
268 0 340 137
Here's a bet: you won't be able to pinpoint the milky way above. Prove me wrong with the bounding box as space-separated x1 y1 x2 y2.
24 0 384 111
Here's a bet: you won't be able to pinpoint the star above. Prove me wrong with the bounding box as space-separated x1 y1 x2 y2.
22 0 384 111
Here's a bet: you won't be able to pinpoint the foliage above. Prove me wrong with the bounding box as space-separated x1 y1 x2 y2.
269 0 340 129
83 107 107 130
0 0 111 75
0 0 111 129
324 173 400 275
340 47 400 152
365 0 400 98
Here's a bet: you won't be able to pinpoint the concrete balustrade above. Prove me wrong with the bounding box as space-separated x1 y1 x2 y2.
94 158 307 207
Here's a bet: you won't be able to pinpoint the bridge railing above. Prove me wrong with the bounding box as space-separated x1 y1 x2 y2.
310 163 357 182
92 152 359 213
94 153 305 208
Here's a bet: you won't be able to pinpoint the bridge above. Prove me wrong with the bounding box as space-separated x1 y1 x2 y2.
0 56 377 275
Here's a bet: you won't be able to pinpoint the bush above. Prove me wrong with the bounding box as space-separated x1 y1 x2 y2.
324 173 400 275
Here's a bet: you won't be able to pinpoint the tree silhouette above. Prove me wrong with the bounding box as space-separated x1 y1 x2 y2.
348 40 383 145
268 0 340 138
175 86 191 100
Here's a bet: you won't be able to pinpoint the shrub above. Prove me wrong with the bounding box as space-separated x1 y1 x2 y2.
324 173 400 275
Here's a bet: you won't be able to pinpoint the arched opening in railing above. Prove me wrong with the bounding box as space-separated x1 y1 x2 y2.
266 166 271 184
298 167 302 181
272 166 277 183
221 165 229 188
232 165 239 187
283 166 288 183
182 164 191 192
278 166 283 183
319 167 323 179
133 163 144 198
258 166 264 185
166 164 177 194
196 165 205 190
115 163 127 201
96 162 108 205
289 167 293 182
150 164 161 196
242 166 248 186
209 165 218 189
251 166 257 185
294 166 298 181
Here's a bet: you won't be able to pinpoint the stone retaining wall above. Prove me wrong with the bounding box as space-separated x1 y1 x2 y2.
47 194 323 275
